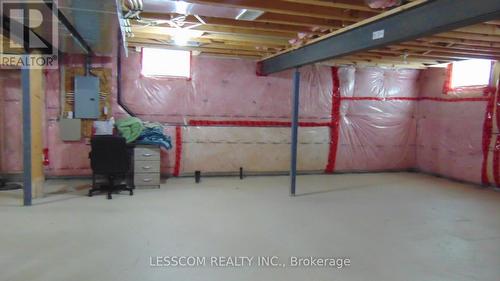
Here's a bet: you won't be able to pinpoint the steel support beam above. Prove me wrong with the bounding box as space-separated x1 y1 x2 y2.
21 65 32 206
290 68 300 196
260 0 500 75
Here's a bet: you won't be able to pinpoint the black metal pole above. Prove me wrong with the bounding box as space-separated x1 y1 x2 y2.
290 68 300 196
21 65 31 206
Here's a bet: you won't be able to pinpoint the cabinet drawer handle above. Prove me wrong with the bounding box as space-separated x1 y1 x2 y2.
143 178 152 182
143 166 151 169
142 153 152 157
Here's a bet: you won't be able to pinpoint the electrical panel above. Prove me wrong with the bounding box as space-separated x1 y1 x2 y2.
74 75 100 119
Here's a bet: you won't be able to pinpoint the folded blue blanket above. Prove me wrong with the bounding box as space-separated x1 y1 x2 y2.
136 126 172 150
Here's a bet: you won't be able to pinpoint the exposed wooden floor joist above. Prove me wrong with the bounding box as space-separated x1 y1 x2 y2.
123 0 500 68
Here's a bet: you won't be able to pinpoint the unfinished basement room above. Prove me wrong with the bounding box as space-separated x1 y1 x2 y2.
1 0 500 280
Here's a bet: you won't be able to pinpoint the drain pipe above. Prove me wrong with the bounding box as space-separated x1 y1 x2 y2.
117 30 135 116
85 55 91 76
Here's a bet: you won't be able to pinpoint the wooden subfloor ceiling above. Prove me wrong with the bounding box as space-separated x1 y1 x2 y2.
124 0 500 68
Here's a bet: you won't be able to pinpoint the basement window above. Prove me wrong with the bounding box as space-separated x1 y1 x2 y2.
141 48 191 78
444 59 493 93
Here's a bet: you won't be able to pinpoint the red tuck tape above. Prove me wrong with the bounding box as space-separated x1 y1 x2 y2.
188 120 331 127
186 68 491 177
494 128 500 187
419 97 490 102
341 96 490 102
255 61 267 77
442 63 453 94
481 89 496 186
325 67 341 174
173 126 182 177
493 85 500 187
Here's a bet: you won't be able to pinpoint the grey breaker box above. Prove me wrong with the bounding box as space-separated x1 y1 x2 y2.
74 75 100 119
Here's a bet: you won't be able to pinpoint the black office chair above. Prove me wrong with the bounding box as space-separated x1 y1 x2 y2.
88 135 133 199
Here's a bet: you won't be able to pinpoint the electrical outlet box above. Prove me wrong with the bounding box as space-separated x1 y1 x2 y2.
74 75 100 119
59 118 82 141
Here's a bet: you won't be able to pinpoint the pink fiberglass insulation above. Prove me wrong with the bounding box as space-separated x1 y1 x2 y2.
0 70 23 173
0 51 493 187
0 54 421 176
43 56 120 176
120 53 334 173
43 68 93 176
335 67 419 172
416 68 488 184
119 53 420 174
41 53 174 176
120 52 332 123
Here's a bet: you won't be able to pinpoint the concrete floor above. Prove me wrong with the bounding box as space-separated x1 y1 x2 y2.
1 172 500 281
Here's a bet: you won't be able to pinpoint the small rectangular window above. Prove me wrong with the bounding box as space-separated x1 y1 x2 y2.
450 59 492 88
141 48 191 78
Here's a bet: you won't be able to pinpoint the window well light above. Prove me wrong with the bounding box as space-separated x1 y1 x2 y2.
450 59 492 88
141 48 191 78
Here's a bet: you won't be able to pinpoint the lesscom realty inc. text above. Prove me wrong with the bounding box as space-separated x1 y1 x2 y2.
150 256 351 269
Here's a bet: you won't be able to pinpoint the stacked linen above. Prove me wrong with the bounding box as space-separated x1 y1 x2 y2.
115 117 144 143
136 122 172 150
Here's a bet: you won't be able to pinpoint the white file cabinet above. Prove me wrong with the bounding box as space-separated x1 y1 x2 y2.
133 145 161 188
